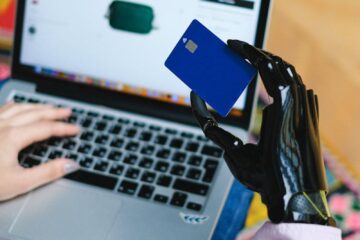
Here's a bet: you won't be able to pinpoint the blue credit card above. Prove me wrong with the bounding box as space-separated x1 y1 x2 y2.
165 19 256 117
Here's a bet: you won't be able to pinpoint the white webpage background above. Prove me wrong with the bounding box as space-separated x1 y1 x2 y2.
21 0 261 109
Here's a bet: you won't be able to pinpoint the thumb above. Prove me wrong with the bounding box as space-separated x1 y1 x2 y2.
20 159 80 192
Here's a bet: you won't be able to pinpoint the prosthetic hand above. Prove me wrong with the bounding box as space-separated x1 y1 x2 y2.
191 40 336 226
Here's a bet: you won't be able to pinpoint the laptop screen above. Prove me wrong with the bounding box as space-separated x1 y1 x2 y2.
19 0 263 117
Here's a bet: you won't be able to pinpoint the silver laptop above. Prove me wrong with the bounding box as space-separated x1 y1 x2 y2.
0 0 271 239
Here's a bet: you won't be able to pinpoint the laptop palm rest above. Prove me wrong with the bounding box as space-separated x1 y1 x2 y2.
10 180 121 240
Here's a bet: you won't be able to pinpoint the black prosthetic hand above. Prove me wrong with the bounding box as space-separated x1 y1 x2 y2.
190 40 336 226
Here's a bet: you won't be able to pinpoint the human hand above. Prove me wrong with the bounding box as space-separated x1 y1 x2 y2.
0 102 80 201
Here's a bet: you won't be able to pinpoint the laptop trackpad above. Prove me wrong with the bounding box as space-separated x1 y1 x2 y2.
10 182 121 240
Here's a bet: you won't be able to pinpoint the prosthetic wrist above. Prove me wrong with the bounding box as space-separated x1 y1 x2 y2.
190 40 336 226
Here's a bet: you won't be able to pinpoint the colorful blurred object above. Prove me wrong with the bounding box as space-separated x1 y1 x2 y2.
329 187 360 239
0 63 10 78
0 0 15 49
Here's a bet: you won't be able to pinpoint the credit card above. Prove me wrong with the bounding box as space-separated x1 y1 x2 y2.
165 19 256 117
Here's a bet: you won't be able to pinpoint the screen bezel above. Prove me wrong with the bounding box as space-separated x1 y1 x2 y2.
11 0 271 128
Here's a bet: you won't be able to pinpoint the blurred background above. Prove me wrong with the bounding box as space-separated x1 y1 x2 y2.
0 0 359 239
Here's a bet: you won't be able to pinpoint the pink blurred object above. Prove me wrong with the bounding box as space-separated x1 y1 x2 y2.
0 63 10 80
330 195 351 214
346 212 360 231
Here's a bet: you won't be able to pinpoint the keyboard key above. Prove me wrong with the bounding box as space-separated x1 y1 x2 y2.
66 153 79 161
63 140 77 150
47 138 62 147
170 192 187 207
117 118 130 124
19 146 33 160
125 141 139 152
139 131 152 142
80 131 95 141
154 194 168 203
186 168 202 180
78 143 92 154
141 171 156 183
109 163 124 176
133 121 146 128
123 154 138 165
125 167 140 179
110 138 124 148
138 185 155 199
118 180 138 195
48 150 63 160
173 179 209 196
103 114 115 121
28 98 40 103
33 145 48 157
203 159 219 183
170 139 183 149
204 159 218 168
140 145 155 155
170 165 185 176
72 108 84 114
154 161 169 173
154 135 168 145
124 128 137 138
66 170 117 190
22 156 41 168
188 155 202 166
156 148 171 159
149 125 161 131
181 132 194 139
172 151 187 163
95 134 109 145
165 128 177 135
95 121 107 131
13 95 26 103
109 124 122 134
108 150 122 161
94 160 109 172
21 145 34 154
92 147 107 158
185 142 199 152
67 115 78 124
139 157 154 169
156 175 172 187
79 157 94 168
197 135 209 142
187 202 202 211
81 118 93 128
202 145 223 157
87 111 99 117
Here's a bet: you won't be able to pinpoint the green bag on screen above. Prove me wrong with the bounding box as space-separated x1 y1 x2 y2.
108 1 154 34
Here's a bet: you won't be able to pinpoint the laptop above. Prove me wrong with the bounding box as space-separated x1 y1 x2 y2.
0 0 271 239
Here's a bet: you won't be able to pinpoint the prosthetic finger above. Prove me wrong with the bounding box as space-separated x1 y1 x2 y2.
227 40 285 97
190 91 263 191
190 91 242 150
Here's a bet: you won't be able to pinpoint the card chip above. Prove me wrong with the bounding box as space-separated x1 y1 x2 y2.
185 40 198 54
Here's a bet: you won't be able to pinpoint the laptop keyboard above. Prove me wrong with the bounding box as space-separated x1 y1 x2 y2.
13 92 223 212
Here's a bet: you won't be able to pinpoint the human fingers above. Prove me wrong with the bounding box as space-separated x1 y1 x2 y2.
0 103 53 120
13 159 80 197
5 107 72 127
7 121 80 151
